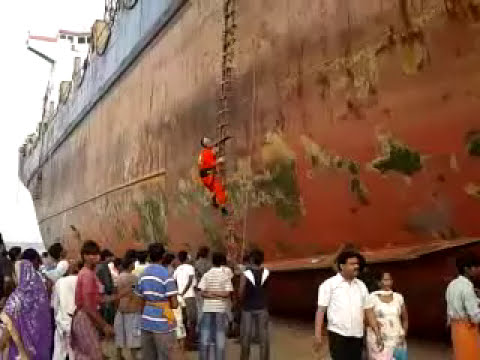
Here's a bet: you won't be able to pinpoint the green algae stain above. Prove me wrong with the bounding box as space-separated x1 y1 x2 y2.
350 177 369 205
301 135 369 206
465 183 480 199
225 181 244 211
257 132 303 223
198 209 224 251
114 223 126 242
258 160 302 224
173 179 211 218
347 161 360 175
134 196 168 245
469 140 480 156
132 227 140 242
372 140 422 176
466 131 480 157
174 184 223 249
275 239 294 255
173 177 230 250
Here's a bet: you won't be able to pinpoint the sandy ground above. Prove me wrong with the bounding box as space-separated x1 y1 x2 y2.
188 318 453 360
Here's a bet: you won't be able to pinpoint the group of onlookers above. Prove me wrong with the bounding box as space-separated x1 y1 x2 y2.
0 234 271 360
315 249 480 360
0 231 477 360
314 250 408 360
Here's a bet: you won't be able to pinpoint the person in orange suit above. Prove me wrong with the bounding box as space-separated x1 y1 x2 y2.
198 137 228 216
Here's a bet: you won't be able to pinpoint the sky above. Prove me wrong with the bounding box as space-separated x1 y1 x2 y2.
0 0 103 246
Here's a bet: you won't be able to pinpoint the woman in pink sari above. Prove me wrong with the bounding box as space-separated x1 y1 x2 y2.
367 272 409 360
71 240 116 360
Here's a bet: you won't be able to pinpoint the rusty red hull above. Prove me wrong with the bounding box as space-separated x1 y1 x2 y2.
19 0 480 337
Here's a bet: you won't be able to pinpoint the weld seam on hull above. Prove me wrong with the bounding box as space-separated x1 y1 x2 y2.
39 169 166 224
26 0 189 187
267 238 480 272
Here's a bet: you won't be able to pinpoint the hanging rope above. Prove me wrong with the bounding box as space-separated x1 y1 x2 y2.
218 0 239 262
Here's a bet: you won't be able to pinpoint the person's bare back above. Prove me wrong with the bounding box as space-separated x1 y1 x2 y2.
117 272 142 313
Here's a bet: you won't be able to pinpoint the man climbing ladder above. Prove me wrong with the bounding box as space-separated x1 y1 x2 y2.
198 136 229 216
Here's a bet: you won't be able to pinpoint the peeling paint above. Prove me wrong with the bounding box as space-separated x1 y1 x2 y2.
301 135 338 170
450 154 460 172
344 48 379 107
301 135 359 174
301 135 369 205
400 30 430 75
465 183 480 199
310 17 434 112
445 0 480 21
261 132 296 166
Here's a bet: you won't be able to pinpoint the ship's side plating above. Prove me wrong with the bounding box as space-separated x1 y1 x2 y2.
19 0 480 336
21 0 480 254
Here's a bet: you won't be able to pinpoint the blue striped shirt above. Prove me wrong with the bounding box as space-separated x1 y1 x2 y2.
135 264 178 333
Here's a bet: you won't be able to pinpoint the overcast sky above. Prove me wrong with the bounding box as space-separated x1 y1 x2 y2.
0 0 103 245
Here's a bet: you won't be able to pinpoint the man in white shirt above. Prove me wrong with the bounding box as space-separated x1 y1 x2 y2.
445 252 480 358
198 252 234 360
314 250 382 360
52 262 79 360
133 250 149 276
174 250 198 349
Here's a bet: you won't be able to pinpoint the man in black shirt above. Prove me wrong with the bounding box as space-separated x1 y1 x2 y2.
238 249 270 360
97 249 116 325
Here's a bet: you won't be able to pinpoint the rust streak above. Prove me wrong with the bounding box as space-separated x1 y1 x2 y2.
399 0 413 29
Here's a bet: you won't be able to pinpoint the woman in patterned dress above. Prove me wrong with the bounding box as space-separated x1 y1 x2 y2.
366 272 409 360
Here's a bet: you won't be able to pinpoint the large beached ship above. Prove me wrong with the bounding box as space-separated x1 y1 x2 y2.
19 0 480 338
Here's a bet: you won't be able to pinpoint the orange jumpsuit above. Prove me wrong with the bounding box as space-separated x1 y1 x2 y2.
198 148 227 205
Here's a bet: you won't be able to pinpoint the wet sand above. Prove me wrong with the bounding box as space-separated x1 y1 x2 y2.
189 318 453 359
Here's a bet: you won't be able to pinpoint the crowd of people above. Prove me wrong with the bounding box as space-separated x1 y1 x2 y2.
0 237 270 360
314 250 480 360
0 234 477 360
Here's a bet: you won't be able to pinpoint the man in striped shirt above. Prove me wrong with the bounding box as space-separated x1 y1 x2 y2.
135 244 179 360
198 252 234 360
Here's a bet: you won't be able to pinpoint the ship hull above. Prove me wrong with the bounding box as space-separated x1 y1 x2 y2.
19 0 480 338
